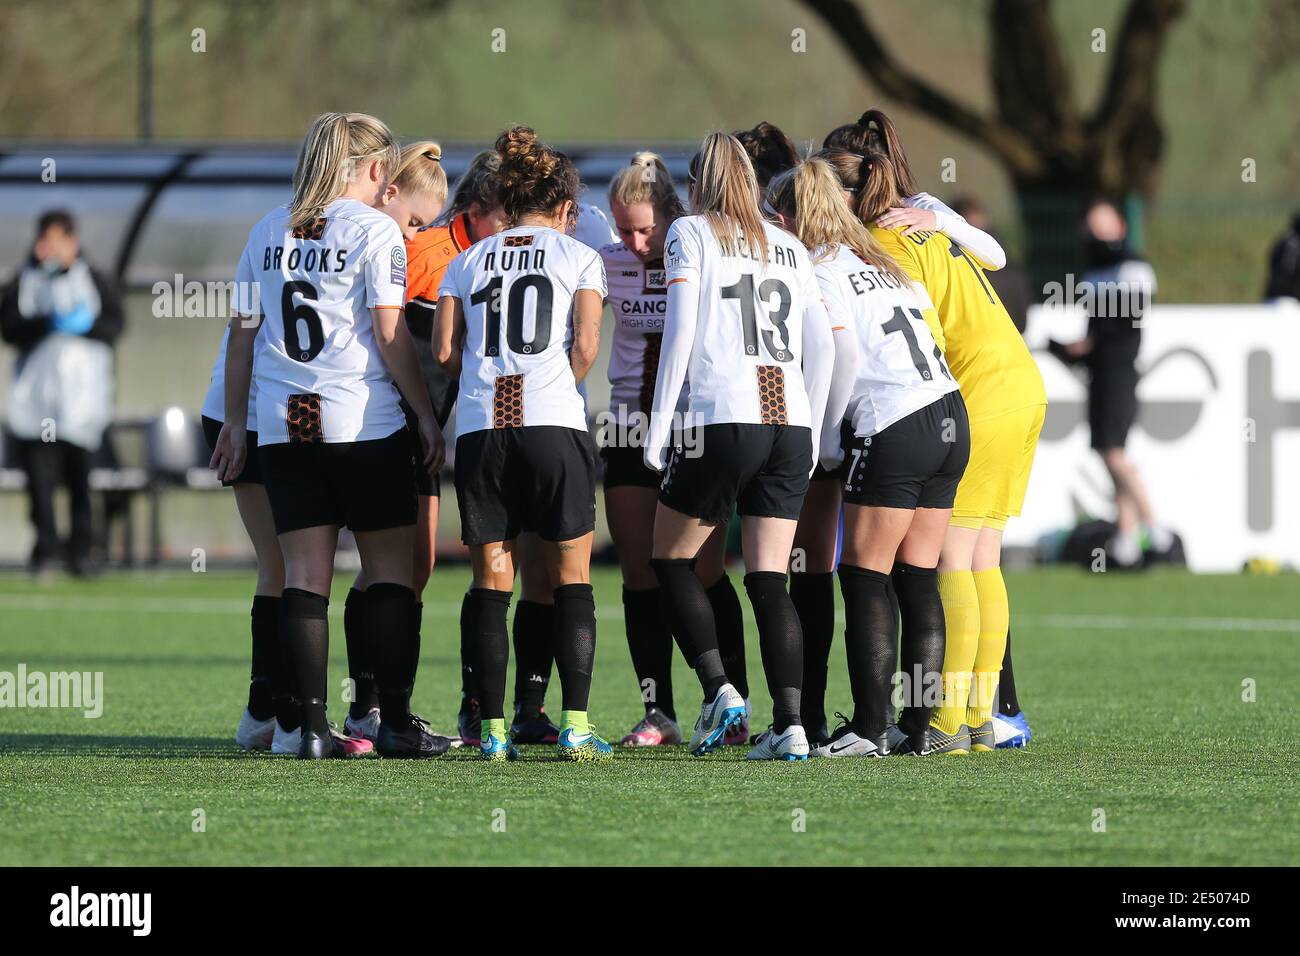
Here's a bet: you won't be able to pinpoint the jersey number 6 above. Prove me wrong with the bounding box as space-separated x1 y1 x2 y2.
282 281 324 363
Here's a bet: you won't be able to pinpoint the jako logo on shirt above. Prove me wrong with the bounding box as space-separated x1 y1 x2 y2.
49 886 151 936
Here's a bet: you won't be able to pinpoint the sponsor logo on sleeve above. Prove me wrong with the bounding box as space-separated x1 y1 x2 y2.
390 246 406 287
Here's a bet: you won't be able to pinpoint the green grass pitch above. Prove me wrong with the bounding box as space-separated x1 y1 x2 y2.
0 566 1295 866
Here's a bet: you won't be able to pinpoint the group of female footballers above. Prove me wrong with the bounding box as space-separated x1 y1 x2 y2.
203 108 1044 762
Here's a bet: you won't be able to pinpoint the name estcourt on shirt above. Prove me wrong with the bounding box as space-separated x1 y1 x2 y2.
846 267 908 296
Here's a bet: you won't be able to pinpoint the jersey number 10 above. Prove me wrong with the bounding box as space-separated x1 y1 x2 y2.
471 276 555 357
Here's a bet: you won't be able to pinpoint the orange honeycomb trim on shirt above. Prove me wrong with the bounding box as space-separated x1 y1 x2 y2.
493 374 525 428
756 365 787 426
286 393 323 443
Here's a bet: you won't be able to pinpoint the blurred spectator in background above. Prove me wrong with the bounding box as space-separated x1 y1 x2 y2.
1263 211 1300 302
1 210 123 577
950 195 1032 333
1051 199 1172 567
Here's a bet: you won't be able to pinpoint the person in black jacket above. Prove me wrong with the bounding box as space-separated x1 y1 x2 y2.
1263 211 1300 302
1 210 124 576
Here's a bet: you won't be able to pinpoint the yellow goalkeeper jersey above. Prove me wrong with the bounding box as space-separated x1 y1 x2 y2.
871 225 1046 421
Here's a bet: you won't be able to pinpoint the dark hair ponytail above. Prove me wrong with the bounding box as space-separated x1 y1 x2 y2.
857 109 919 197
733 121 802 189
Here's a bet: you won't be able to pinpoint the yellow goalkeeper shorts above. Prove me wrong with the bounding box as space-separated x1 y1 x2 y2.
950 403 1046 531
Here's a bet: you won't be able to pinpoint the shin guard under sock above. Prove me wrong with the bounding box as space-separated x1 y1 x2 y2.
968 567 1010 727
707 573 749 700
836 565 896 740
743 571 803 733
281 588 329 736
622 586 675 718
554 583 597 713
790 571 834 731
365 582 416 727
933 570 980 735
651 558 726 700
891 563 943 737
462 588 512 720
512 599 556 716
248 595 280 721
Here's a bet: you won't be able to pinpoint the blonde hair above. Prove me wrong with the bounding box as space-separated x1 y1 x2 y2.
689 132 768 264
289 112 400 233
391 140 449 210
766 157 909 283
608 151 685 223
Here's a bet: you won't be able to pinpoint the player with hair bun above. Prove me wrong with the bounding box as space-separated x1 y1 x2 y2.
436 125 612 762
600 150 752 748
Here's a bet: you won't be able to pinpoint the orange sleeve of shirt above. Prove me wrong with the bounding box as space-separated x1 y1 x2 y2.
404 228 447 304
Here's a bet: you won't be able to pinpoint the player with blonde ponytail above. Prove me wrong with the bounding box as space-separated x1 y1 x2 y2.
599 151 752 748
212 112 451 760
769 157 969 758
646 132 843 761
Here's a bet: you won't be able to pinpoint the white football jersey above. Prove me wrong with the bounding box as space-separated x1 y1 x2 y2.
661 216 822 428
200 325 261 431
241 198 408 445
439 225 606 438
818 245 958 438
600 242 675 421
574 203 617 251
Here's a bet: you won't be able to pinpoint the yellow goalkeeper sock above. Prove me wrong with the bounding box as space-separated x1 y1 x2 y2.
932 570 980 736
967 567 1010 731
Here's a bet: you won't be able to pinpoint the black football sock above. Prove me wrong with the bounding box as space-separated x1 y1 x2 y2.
512 599 555 716
651 558 726 700
366 582 417 728
410 601 423 702
248 595 280 721
707 573 749 700
623 586 675 719
463 588 512 721
281 588 330 737
554 583 597 712
459 590 480 705
743 571 803 733
837 565 897 740
999 628 1021 716
790 571 834 731
344 587 378 720
891 563 944 737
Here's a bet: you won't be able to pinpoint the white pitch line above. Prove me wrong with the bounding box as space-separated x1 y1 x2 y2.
0 593 1294 633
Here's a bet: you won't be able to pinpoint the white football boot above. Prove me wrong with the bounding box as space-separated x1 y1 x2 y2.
234 708 276 751
811 724 884 758
344 707 381 743
270 720 302 755
746 724 810 761
688 683 747 756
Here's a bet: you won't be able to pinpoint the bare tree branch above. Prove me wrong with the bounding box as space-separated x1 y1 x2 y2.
798 0 1044 177
1089 0 1187 134
991 0 1084 154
